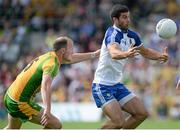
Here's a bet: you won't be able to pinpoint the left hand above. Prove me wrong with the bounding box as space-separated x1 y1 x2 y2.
158 47 169 63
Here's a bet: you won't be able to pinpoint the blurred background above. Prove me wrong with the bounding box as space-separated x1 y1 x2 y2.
0 0 180 128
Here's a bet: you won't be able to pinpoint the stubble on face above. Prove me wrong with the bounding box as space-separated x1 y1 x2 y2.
117 12 130 31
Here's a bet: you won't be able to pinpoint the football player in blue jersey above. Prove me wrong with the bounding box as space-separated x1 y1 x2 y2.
92 4 168 129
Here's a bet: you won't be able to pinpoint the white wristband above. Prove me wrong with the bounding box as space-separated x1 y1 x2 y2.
91 53 96 59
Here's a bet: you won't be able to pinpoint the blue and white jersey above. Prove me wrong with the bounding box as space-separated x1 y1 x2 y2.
93 25 143 85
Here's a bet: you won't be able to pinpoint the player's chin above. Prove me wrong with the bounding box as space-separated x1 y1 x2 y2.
122 25 129 30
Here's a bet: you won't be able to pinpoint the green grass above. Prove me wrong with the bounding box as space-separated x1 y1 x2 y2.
1 119 180 129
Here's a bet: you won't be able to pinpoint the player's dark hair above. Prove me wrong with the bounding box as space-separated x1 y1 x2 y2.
53 38 67 52
110 4 129 21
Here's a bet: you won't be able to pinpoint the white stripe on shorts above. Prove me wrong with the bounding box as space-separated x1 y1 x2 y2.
119 93 136 106
101 99 116 109
96 83 106 104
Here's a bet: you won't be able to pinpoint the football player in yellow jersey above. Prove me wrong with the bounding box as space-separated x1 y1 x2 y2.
3 36 100 129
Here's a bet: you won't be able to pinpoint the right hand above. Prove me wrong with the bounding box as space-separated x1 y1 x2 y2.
94 49 101 58
127 44 140 58
158 47 169 63
40 109 51 126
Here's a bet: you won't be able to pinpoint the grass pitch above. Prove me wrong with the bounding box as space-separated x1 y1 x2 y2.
1 118 180 129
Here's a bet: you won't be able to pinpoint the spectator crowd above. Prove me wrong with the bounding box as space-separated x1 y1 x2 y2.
0 0 179 120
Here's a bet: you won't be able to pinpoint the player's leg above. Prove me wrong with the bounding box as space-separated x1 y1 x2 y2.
101 100 125 129
112 83 148 129
16 100 62 129
121 96 148 129
29 109 62 129
3 94 22 129
3 114 22 129
92 83 125 129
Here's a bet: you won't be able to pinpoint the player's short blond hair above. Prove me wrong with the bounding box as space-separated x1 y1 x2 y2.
53 36 73 51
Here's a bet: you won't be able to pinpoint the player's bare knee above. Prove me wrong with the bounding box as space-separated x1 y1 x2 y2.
54 121 62 129
45 117 62 129
50 118 62 129
114 120 125 128
140 109 148 119
135 110 148 121
113 117 125 128
46 123 62 129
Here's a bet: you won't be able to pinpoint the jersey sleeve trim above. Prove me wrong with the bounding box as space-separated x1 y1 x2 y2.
137 43 143 48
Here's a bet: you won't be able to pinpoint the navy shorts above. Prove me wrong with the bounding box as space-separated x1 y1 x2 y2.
92 83 136 108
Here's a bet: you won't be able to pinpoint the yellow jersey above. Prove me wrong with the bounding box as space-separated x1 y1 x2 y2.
7 51 60 102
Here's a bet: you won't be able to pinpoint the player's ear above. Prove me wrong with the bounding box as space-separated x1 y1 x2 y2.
61 48 66 54
112 17 116 22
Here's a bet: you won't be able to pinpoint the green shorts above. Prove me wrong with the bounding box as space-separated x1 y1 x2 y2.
4 94 42 122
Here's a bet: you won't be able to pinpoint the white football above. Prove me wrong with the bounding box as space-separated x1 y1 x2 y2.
156 18 177 39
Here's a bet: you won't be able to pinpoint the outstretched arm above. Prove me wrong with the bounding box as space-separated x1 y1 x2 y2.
139 45 168 63
63 49 100 64
108 43 140 60
176 80 180 90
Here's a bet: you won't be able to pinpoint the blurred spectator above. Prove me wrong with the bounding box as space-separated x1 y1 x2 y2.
155 96 169 119
0 0 179 120
45 28 57 49
169 95 180 119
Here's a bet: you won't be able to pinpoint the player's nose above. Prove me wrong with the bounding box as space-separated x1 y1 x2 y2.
127 18 130 24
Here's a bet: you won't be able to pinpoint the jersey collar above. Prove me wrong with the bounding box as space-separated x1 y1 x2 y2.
113 25 128 33
113 25 121 32
50 51 61 64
